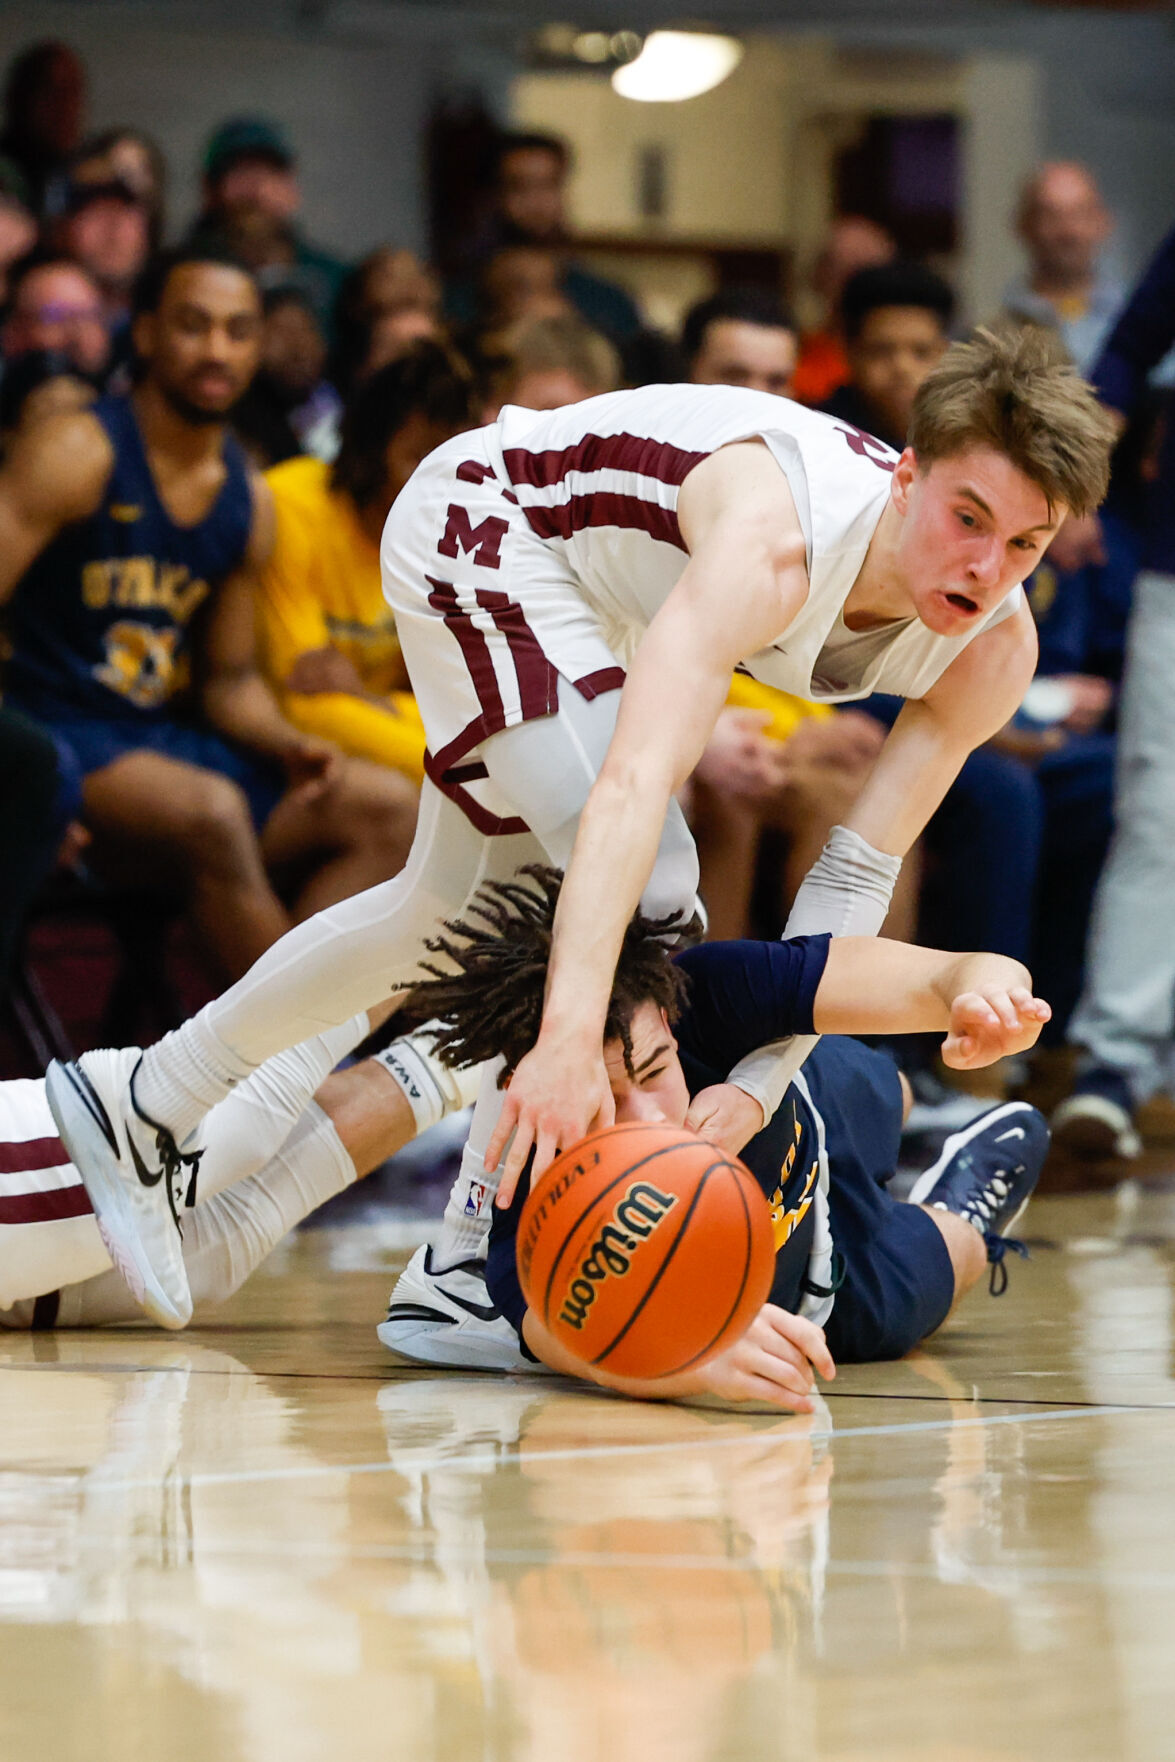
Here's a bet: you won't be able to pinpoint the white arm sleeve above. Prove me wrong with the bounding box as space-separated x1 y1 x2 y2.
726 825 903 1119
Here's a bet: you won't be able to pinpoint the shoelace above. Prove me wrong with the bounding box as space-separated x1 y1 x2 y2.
983 1232 1029 1296
156 1130 202 1238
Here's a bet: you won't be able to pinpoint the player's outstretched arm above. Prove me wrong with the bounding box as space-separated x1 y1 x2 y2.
487 443 812 1200
0 408 113 605
813 938 1050 1067
522 1302 835 1412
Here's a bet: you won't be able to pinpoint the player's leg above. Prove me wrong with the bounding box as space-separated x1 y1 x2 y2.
380 678 700 1368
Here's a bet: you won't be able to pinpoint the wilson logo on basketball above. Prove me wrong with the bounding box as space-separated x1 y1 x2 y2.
557 1180 678 1331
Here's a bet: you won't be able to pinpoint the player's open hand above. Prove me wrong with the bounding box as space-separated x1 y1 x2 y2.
486 1037 616 1207
684 1083 766 1156
694 1305 836 1412
941 986 1051 1069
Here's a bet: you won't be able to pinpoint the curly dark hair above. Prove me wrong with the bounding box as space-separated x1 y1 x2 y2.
399 865 693 1083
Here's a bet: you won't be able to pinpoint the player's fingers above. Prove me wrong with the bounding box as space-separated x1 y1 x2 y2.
530 1124 562 1185
495 1114 535 1205
484 1096 519 1175
737 1362 815 1411
985 989 1023 1032
769 1310 836 1380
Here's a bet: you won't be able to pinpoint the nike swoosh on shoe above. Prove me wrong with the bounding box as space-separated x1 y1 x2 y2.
129 1134 166 1189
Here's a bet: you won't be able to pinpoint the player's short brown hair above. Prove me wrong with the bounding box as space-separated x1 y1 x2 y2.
908 324 1116 517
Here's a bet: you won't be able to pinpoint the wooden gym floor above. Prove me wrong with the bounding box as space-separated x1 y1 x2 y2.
3 1178 1175 1762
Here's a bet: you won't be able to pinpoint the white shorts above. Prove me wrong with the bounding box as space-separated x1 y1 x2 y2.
381 429 625 835
0 1077 104 1321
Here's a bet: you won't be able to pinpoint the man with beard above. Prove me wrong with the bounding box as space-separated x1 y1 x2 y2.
0 248 417 981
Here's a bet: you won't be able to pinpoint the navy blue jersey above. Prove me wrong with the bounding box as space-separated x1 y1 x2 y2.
487 934 835 1330
4 395 253 719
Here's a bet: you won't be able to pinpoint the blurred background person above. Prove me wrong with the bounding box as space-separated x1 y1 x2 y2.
51 162 153 373
1002 162 1121 375
681 289 798 398
255 343 472 787
330 246 442 404
791 213 896 406
446 131 642 347
232 285 342 467
0 347 97 438
0 249 415 982
1 250 112 384
820 262 955 450
1052 221 1175 1158
186 116 348 331
74 127 168 248
0 40 85 216
478 312 619 419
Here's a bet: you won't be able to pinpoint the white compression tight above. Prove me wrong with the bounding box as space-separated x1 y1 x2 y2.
135 679 700 1145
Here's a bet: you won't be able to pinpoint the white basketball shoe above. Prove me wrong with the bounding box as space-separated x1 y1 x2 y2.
378 1244 540 1373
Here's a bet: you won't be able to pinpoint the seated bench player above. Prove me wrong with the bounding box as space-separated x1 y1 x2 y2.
380 867 1051 1407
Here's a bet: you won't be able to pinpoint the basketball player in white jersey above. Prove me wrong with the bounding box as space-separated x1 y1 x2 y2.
45 326 1113 1331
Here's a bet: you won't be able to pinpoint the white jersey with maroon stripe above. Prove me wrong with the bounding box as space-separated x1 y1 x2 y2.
483 382 1023 701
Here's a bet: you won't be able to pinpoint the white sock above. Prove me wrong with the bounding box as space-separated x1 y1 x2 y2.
373 1025 483 1136
434 1059 506 1270
133 1005 259 1143
196 1013 369 1204
56 1104 356 1326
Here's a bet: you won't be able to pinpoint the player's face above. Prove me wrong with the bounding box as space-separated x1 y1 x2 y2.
604 1004 691 1128
137 262 262 422
891 445 1063 636
847 306 947 440
691 319 797 398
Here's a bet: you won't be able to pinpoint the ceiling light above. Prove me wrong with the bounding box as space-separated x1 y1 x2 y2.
611 30 742 103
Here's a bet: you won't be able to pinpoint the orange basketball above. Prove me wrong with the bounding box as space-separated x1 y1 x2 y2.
516 1122 776 1381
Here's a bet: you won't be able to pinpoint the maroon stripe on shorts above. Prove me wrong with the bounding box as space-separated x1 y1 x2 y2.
521 491 686 551
0 1134 69 1174
0 1183 92 1225
476 590 559 722
426 576 506 730
422 749 530 838
502 432 708 491
574 666 626 701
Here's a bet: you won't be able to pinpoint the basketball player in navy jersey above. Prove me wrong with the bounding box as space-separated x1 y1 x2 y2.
0 248 417 981
382 868 1050 1404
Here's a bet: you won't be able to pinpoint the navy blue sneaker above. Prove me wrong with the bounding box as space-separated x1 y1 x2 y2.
1051 1065 1141 1161
907 1102 1049 1293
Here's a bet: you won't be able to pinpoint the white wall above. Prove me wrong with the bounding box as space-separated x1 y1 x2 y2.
0 4 435 256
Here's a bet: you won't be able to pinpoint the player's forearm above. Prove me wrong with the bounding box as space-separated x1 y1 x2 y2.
202 671 307 761
541 767 675 1043
812 938 1033 1036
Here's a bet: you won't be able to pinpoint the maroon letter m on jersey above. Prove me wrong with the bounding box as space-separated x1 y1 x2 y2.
437 504 509 570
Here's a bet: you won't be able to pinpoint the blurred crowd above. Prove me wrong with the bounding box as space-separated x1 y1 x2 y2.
1 35 1172 1154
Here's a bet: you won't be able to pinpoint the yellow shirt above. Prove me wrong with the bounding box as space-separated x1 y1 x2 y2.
725 673 832 741
257 456 426 781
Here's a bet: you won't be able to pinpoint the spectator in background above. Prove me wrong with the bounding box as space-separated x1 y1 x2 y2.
447 132 642 346
0 158 35 302
478 313 620 418
255 344 473 784
2 252 111 383
1002 163 1122 376
681 289 798 397
0 248 416 982
232 286 342 467
186 117 348 332
52 167 152 371
791 215 895 407
0 41 85 215
1050 223 1175 1158
477 245 573 331
821 262 955 450
331 247 442 403
75 128 167 248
